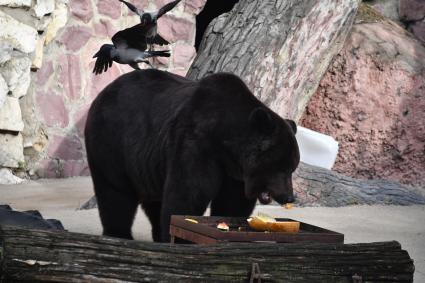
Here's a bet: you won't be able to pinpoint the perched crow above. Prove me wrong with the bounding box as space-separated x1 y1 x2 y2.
119 0 181 49
92 24 171 75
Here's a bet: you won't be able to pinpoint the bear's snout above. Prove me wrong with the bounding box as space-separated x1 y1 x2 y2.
270 192 295 205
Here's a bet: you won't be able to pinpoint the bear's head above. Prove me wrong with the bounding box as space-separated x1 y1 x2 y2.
241 108 300 205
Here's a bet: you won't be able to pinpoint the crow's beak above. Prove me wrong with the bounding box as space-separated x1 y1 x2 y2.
93 52 99 58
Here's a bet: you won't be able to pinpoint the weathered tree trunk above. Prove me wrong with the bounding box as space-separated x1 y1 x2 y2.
294 163 425 206
0 225 415 282
188 0 361 121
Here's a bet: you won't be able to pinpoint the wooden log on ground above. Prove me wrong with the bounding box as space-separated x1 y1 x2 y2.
0 225 415 282
294 162 425 206
188 0 361 121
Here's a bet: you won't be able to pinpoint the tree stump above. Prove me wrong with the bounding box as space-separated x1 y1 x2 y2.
0 225 415 282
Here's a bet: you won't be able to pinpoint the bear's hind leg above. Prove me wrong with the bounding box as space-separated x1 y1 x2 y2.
140 201 162 242
210 178 257 217
95 183 138 240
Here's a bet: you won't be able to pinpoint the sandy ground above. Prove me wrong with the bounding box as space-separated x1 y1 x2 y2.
1 177 424 282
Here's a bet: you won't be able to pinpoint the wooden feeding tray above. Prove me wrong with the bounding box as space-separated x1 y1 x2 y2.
170 215 344 244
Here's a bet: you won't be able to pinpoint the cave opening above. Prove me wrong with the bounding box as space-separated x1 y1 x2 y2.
195 0 240 51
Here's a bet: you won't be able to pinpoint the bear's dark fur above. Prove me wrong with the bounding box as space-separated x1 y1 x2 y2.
85 69 299 242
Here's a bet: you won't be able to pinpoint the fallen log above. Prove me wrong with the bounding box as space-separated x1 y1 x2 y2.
294 162 425 206
0 225 415 282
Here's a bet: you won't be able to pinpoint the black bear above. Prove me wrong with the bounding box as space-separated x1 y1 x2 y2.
85 69 299 242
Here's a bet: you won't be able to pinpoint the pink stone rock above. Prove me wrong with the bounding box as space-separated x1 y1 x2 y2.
81 38 102 72
153 55 170 67
97 0 122 19
155 0 178 10
131 0 148 10
59 26 92 51
172 43 196 68
70 0 93 23
400 0 425 21
301 22 425 187
73 104 90 137
62 160 90 177
47 134 83 160
184 0 206 14
94 19 118 38
409 21 425 43
36 90 69 128
36 60 53 86
157 15 194 43
88 62 121 99
58 54 82 100
118 64 136 74
37 159 60 178
170 68 187 77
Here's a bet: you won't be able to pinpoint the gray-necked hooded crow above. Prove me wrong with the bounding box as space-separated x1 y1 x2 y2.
92 24 171 75
119 0 181 48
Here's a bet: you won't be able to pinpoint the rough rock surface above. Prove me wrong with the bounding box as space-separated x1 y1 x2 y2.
33 0 55 18
366 0 425 44
0 54 31 98
0 43 13 65
0 168 24 185
0 133 24 168
301 8 425 187
0 97 24 132
0 0 31 8
0 74 7 108
365 0 400 22
0 10 37 54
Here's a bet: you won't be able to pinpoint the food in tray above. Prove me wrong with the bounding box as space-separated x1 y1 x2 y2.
184 218 199 224
284 203 294 209
247 212 300 233
217 222 229 231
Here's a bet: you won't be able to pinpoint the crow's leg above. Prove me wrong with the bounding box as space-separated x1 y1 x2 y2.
129 63 141 70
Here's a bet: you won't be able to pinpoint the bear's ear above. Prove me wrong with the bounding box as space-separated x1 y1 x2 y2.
285 119 297 134
249 108 275 135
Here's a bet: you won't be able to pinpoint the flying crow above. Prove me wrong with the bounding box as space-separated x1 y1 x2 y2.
119 0 181 49
92 24 171 75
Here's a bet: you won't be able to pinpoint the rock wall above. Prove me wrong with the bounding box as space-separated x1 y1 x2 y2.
0 0 59 183
366 0 425 43
0 0 206 180
301 5 425 187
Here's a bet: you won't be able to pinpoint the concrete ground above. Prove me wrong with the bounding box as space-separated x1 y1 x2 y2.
1 177 424 282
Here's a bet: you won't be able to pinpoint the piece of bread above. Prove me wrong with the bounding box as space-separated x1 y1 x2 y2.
247 216 300 233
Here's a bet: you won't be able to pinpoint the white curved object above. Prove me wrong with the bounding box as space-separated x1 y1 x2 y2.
295 126 339 170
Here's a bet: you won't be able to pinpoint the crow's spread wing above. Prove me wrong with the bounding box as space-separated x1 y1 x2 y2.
112 23 149 51
119 0 142 15
157 0 181 19
92 44 114 75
